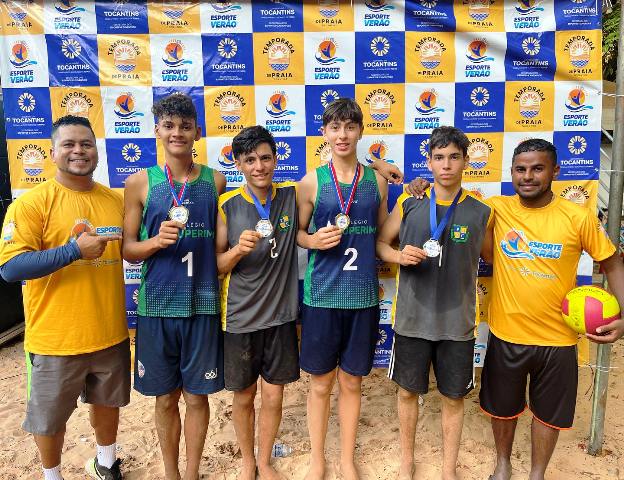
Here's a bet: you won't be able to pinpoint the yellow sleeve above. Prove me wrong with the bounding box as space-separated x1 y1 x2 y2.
0 198 44 265
396 192 411 219
580 209 616 262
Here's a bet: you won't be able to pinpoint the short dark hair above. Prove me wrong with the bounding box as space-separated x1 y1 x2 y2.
428 126 470 157
322 98 363 128
51 115 95 144
152 92 197 123
232 126 276 159
512 138 557 166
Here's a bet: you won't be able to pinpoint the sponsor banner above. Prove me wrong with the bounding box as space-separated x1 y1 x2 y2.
255 85 306 137
95 1 149 34
200 1 253 33
356 83 405 135
454 82 504 133
357 135 405 175
204 85 256 137
46 33 100 87
403 133 433 182
0 0 44 35
253 32 305 85
153 86 206 137
0 34 50 87
302 0 355 32
405 31 456 83
156 137 208 167
554 29 601 81
378 276 396 321
305 135 332 172
504 31 556 81
125 284 139 329
464 133 503 182
123 259 143 285
501 131 554 181
354 0 405 32
474 321 489 367
463 181 502 202
101 86 153 139
455 0 505 32
377 256 398 279
206 136 245 187
304 31 356 85
476 276 492 324
404 0 456 32
304 84 356 136
92 138 110 187
504 81 554 132
553 80 600 131
455 31 506 82
503 0 556 32
355 31 405 84
97 34 152 86
552 179 598 212
7 138 53 191
553 130 600 180
202 33 254 86
3 87 52 139
554 0 600 31
105 138 156 188
405 82 455 134
147 1 201 33
251 1 304 32
273 136 307 182
150 34 203 87
372 323 394 368
50 86 105 138
43 0 97 34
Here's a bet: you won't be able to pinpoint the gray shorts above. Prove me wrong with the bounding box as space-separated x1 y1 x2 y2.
24 338 131 436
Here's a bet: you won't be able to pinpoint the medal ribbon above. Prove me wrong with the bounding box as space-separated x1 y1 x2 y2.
164 162 193 207
429 187 462 241
248 185 272 221
329 161 360 216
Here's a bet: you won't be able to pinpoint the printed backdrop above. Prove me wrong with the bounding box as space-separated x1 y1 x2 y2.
0 0 602 366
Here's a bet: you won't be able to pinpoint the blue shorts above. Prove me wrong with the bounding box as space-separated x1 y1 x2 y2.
134 315 224 396
300 305 380 377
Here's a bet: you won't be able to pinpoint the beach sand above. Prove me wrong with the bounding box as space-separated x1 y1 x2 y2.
1 337 623 479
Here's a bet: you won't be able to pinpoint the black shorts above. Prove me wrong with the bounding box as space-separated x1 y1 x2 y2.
479 333 578 430
224 321 300 391
388 333 475 399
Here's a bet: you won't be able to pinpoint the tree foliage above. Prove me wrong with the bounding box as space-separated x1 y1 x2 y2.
603 2 621 81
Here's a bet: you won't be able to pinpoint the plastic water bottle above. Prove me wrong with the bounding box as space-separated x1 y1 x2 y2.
271 443 293 457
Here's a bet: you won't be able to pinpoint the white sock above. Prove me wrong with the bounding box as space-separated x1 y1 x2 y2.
42 465 63 480
96 443 116 469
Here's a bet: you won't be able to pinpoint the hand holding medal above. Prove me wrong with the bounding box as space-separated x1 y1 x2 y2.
237 229 262 256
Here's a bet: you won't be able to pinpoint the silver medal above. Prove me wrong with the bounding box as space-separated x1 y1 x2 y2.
169 205 189 225
335 213 351 231
423 239 441 258
255 219 274 238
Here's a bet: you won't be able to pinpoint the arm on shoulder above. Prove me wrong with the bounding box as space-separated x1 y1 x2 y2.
374 170 389 229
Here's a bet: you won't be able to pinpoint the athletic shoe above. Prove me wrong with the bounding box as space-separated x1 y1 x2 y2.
85 457 123 480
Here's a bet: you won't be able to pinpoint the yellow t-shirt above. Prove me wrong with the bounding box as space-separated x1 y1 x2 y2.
488 195 616 346
0 179 128 355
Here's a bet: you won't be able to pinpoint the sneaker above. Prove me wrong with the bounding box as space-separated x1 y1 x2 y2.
85 457 123 480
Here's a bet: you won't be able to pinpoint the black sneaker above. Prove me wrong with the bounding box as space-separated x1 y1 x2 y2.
85 457 123 480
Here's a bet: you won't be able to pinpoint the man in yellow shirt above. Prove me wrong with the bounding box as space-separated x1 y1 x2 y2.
0 116 130 480
479 139 624 480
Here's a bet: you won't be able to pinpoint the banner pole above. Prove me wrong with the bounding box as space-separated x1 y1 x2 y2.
588 0 624 456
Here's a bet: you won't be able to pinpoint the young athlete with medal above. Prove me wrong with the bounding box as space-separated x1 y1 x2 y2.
216 126 300 480
377 126 492 480
122 93 225 480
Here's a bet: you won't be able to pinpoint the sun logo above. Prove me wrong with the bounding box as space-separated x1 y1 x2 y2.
320 89 340 108
267 41 290 72
70 219 93 240
219 95 242 124
113 43 137 73
468 0 491 21
161 1 186 19
468 142 489 169
470 87 489 107
568 135 587 155
18 92 36 113
370 36 390 57
210 0 241 13
419 40 442 69
54 0 85 15
522 36 541 56
114 93 143 119
276 141 291 162
518 90 541 118
61 38 82 60
565 87 592 113
316 142 332 166
368 92 391 121
64 95 90 117
365 0 393 12
218 37 238 59
10 41 37 68
420 0 438 8
21 148 44 176
365 141 388 164
415 89 444 115
561 186 588 206
568 38 590 68
419 139 430 158
218 144 236 169
122 143 142 163
163 40 192 68
515 0 543 15
316 39 344 65
318 0 339 18
376 328 388 346
266 92 294 118
466 39 491 63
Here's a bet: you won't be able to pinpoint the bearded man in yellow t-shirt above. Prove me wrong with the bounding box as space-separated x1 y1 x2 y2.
0 116 129 480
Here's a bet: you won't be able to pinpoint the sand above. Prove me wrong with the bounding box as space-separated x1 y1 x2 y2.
1 337 623 480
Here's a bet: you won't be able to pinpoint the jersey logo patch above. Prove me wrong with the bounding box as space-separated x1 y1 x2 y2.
451 224 469 243
278 214 292 232
2 221 15 242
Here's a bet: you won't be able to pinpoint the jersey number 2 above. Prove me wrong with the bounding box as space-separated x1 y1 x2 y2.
343 247 358 271
182 251 193 277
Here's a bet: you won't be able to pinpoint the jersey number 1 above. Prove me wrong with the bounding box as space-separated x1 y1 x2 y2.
182 251 193 277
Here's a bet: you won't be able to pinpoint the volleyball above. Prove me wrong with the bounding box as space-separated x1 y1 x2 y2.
561 286 621 335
